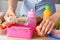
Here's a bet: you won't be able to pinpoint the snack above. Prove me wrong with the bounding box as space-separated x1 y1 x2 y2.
2 22 12 28
2 22 9 27
0 24 6 35
6 16 27 24
14 18 26 23
0 24 3 30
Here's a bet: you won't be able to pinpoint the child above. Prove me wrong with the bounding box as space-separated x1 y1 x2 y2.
4 0 59 36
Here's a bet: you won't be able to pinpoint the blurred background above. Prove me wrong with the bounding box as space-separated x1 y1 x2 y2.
0 0 60 13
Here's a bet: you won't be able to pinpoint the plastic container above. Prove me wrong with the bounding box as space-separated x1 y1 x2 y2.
27 9 37 27
51 29 60 38
43 5 52 19
7 23 35 38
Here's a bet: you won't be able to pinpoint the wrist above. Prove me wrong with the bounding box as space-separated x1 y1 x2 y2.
8 7 16 12
55 10 60 20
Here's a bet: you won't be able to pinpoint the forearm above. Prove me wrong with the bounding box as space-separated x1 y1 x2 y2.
8 0 18 12
58 10 60 20
55 10 60 21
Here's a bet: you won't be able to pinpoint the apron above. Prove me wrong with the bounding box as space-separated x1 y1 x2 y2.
18 0 56 17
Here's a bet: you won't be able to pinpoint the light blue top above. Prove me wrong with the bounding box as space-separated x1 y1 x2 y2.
19 0 56 17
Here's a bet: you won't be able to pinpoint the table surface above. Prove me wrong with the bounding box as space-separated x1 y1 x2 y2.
0 35 53 40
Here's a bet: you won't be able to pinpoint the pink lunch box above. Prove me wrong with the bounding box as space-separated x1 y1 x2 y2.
7 23 35 38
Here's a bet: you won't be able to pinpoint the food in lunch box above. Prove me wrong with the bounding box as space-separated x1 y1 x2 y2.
0 24 3 30
14 19 26 23
2 22 9 26
6 16 27 24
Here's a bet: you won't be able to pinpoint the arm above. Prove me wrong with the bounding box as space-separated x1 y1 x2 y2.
8 0 18 12
55 10 60 21
4 0 18 20
36 10 60 36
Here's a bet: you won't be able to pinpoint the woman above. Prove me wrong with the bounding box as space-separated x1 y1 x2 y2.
4 0 59 35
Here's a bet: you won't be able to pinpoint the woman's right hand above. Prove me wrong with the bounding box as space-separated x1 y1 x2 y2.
4 9 17 20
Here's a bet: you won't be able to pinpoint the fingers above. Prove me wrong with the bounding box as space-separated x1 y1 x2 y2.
11 13 17 18
47 22 55 34
41 19 49 34
4 14 9 20
39 19 46 31
4 13 17 20
36 26 40 32
36 19 46 32
44 21 52 34
36 18 55 36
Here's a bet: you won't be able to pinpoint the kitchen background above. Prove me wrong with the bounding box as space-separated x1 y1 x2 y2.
0 0 60 13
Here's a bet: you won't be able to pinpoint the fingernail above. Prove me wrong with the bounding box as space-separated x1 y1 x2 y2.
47 32 50 34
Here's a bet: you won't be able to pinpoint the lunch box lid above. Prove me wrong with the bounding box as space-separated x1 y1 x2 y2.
7 23 35 30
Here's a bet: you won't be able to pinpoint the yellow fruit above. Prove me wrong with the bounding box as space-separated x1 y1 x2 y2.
43 5 52 19
43 10 52 19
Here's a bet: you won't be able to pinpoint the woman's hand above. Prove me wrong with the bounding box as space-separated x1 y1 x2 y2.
36 11 60 36
4 9 17 20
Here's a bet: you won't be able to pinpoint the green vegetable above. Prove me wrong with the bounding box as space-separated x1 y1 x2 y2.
22 14 26 17
56 22 60 30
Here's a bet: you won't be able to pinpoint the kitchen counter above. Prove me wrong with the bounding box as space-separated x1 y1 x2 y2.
0 35 53 40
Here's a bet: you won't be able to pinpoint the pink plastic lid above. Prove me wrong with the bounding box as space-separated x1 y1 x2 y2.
27 9 36 17
7 23 35 29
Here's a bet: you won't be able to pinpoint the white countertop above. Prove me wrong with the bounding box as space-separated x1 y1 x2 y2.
0 35 53 40
0 35 7 40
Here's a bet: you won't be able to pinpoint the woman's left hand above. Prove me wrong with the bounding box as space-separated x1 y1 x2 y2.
36 11 60 36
